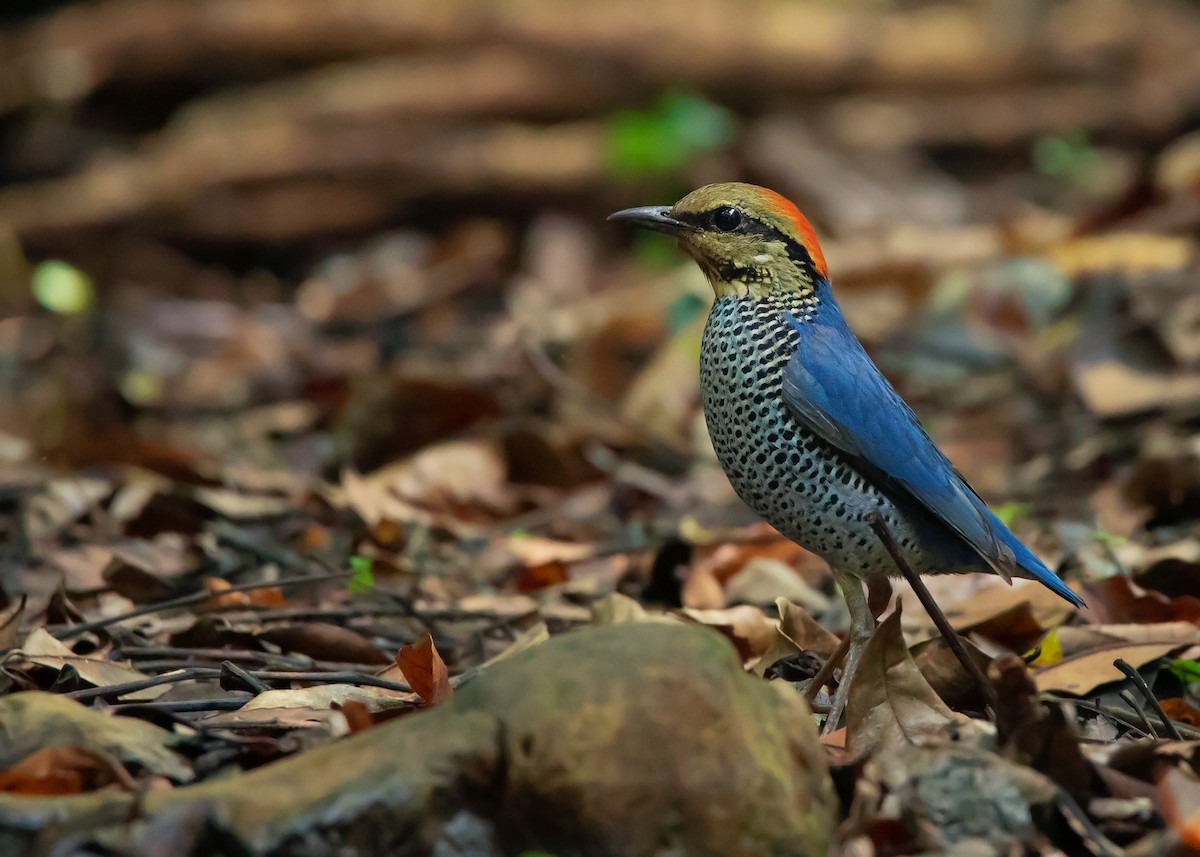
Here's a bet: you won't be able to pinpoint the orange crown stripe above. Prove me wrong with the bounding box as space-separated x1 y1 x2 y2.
760 188 829 280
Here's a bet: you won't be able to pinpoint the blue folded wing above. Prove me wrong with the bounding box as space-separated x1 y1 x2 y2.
780 313 1083 607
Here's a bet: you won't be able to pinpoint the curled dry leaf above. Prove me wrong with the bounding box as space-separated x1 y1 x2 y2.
19 628 165 700
846 608 981 756
775 597 840 658
396 633 451 705
754 598 840 679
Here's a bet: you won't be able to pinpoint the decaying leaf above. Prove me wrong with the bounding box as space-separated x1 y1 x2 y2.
0 745 126 796
0 692 191 781
846 608 979 755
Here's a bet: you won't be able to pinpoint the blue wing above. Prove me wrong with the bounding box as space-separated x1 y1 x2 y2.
780 313 1083 607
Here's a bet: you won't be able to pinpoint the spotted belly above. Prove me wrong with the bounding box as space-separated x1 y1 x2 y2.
699 296 963 580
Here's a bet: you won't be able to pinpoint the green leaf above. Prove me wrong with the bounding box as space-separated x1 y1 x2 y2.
992 501 1031 529
1168 659 1200 684
632 231 680 271
605 92 735 177
1091 528 1128 548
31 259 94 315
1032 128 1102 181
348 555 375 595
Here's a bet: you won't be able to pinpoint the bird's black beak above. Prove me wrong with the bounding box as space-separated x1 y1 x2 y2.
607 205 690 235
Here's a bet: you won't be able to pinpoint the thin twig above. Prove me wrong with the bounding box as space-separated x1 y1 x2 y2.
67 665 413 703
221 660 270 694
1053 787 1126 857
1114 657 1183 740
1118 690 1158 739
66 668 213 702
867 511 1000 718
49 569 354 641
110 698 250 714
1041 694 1200 740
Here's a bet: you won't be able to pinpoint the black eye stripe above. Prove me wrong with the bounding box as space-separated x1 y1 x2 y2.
675 206 824 280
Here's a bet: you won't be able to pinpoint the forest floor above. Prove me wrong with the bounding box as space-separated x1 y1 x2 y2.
3 1 1200 855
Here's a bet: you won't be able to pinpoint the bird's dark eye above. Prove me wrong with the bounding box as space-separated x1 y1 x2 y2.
711 206 742 232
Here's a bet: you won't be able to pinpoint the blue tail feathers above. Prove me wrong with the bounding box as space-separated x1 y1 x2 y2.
994 518 1085 608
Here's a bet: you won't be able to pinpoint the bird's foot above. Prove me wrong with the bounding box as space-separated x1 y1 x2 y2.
820 632 869 736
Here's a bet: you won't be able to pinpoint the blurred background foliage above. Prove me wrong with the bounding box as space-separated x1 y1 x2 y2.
0 0 1198 567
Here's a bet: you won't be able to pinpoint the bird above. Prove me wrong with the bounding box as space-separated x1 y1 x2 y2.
609 182 1083 731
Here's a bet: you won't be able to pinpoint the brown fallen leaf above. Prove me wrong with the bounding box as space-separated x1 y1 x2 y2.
846 607 979 755
396 633 451 705
943 579 1074 631
203 576 285 607
681 556 726 609
678 604 776 662
0 692 190 781
1159 766 1200 850
514 560 570 593
19 628 165 700
755 598 842 680
259 622 391 665
1033 641 1186 695
1084 575 1175 625
331 439 515 534
338 699 377 735
1056 622 1200 658
1073 358 1200 418
775 597 840 659
23 477 112 541
912 636 993 713
0 745 125 796
0 596 25 649
990 655 1098 808
192 486 293 519
723 558 830 611
1162 698 1200 729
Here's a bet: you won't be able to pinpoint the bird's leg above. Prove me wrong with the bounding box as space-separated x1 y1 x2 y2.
821 574 874 736
803 635 849 706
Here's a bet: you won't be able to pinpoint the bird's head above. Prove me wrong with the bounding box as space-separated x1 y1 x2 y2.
609 182 829 304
